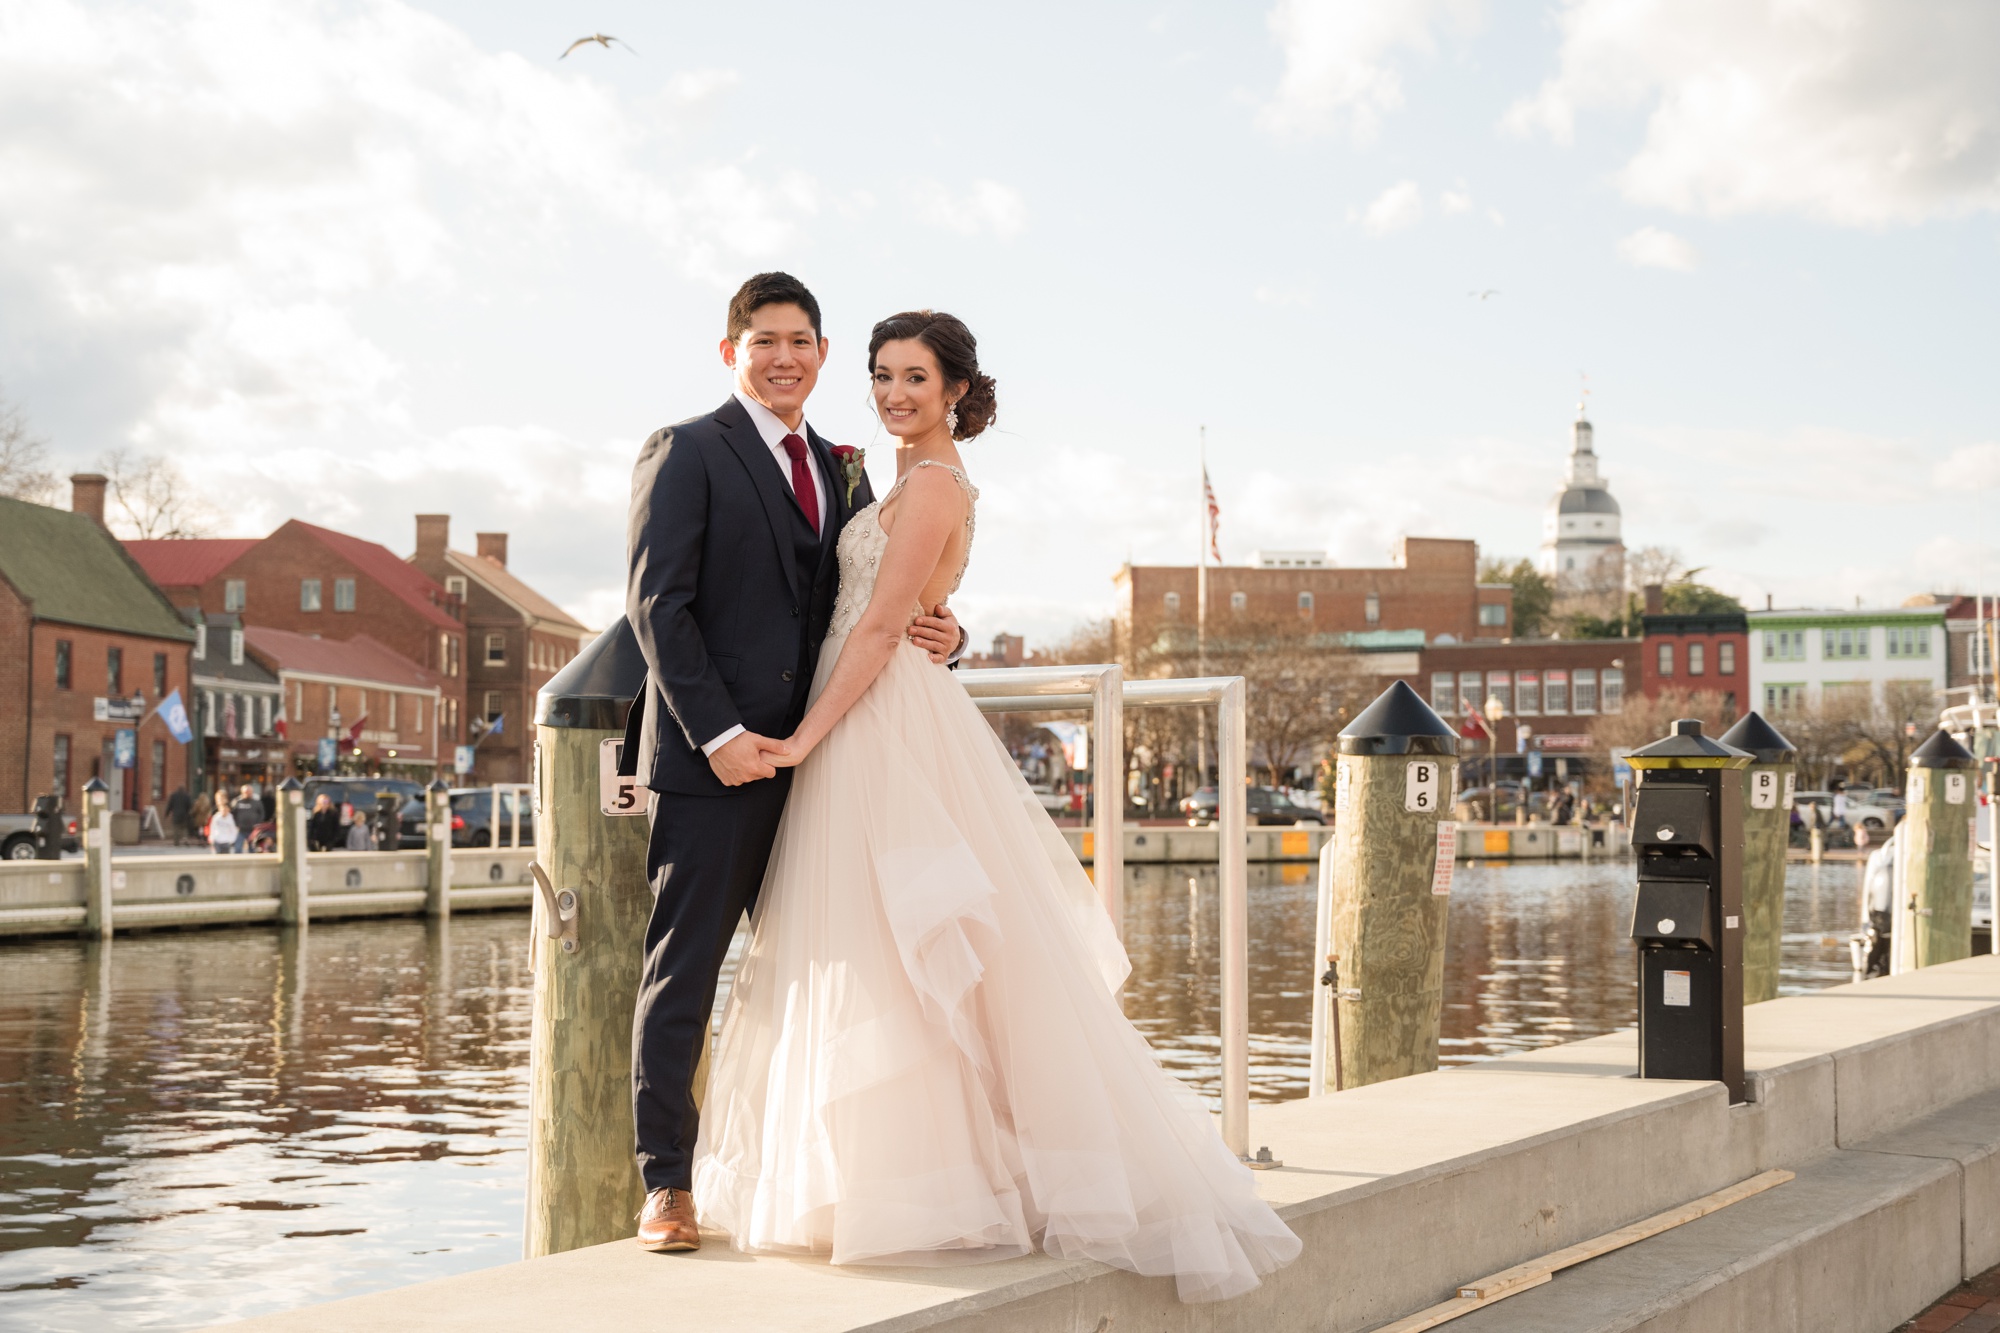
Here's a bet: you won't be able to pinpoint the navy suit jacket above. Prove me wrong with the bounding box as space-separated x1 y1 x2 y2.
622 396 874 795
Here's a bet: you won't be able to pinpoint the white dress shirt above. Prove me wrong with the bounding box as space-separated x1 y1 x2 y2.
703 392 830 757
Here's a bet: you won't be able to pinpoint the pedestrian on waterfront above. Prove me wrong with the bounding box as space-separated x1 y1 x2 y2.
165 786 192 846
207 803 238 855
231 785 261 854
344 809 374 851
307 794 342 852
191 790 213 838
624 277 1299 1300
1862 828 1896 977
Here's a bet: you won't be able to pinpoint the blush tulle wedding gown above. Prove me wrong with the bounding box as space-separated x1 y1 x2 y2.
691 461 1301 1302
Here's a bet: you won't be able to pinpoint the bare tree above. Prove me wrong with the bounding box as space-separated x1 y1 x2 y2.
98 448 217 539
1625 545 1685 592
1839 681 1938 790
0 389 57 504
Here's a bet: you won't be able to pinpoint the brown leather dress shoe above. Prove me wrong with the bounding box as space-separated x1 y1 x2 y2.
636 1187 700 1252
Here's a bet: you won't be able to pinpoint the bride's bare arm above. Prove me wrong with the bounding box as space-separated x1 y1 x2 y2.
771 469 965 765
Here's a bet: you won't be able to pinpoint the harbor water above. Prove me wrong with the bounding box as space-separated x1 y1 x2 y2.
0 862 1860 1330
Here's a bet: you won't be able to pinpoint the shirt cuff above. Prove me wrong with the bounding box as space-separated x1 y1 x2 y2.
945 625 969 666
701 724 746 757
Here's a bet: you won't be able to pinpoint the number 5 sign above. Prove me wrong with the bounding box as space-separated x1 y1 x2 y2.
599 738 649 817
1749 769 1780 810
1406 759 1443 813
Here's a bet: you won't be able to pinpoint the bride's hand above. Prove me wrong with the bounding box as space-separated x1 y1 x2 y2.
765 735 809 768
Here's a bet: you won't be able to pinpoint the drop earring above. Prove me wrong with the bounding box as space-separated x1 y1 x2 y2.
945 402 959 435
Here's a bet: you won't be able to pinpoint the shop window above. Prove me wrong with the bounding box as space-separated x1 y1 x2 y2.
193 624 206 661
446 575 468 599
54 639 71 690
1478 603 1507 627
1545 670 1569 714
153 653 167 696
1573 669 1597 713
1657 642 1674 677
230 629 244 665
224 579 246 612
484 690 504 721
334 578 356 612
150 741 166 802
1516 671 1540 714
1365 594 1381 625
1719 641 1736 675
1298 591 1314 617
1459 672 1481 713
300 579 322 612
1430 672 1455 713
52 735 70 805
107 647 123 695
1485 671 1511 713
1602 668 1624 713
486 632 507 665
1689 643 1706 676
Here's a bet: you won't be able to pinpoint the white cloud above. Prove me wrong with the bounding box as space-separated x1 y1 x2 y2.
1258 0 1483 140
1254 284 1311 306
1440 188 1472 215
1360 180 1425 234
911 179 1027 240
1616 226 1700 272
1503 0 2000 226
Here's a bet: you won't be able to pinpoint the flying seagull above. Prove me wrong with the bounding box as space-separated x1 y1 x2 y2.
561 33 637 58
1468 289 1500 301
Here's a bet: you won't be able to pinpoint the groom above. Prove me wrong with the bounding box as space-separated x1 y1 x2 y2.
621 272 962 1251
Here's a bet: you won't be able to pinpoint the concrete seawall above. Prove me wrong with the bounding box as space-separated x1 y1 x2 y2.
1061 822 1631 864
0 849 535 936
222 954 2000 1333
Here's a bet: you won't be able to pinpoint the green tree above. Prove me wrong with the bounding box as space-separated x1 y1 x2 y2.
1660 577 1745 615
1477 558 1554 638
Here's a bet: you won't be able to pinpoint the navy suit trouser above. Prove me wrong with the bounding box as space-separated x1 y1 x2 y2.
632 771 794 1192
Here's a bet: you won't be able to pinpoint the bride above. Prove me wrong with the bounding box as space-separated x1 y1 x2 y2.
690 310 1301 1303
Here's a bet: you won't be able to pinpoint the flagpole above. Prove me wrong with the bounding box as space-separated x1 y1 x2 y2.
1197 425 1210 790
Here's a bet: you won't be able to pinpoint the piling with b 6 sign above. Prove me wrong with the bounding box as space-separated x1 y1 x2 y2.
1312 680 1459 1094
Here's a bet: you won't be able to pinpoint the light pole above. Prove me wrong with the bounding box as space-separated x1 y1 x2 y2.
1484 694 1507 823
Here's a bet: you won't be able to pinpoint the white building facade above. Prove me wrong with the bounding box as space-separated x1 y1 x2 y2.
1538 404 1626 592
1746 607 1948 715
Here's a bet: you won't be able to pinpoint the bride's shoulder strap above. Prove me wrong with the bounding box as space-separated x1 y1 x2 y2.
909 459 978 500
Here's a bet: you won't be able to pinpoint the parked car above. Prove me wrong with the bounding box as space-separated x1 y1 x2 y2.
1793 790 1900 833
1180 785 1326 826
1027 783 1072 815
401 787 536 848
1 809 79 860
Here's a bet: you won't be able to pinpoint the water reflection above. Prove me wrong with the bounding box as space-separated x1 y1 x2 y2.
0 861 1862 1329
0 918 531 1331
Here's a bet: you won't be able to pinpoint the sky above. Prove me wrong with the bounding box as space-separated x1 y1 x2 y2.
2 0 1996 647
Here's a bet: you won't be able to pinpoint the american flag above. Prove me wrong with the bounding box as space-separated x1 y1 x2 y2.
1460 697 1491 741
1202 466 1221 564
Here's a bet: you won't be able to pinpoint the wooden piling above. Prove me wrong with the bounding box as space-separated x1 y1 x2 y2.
1322 680 1459 1090
1720 713 1797 1004
81 779 113 940
1900 729 1977 970
424 779 452 920
523 624 654 1258
277 777 309 927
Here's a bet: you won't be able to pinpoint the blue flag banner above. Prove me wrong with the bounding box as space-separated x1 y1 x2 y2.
488 714 504 737
154 689 195 744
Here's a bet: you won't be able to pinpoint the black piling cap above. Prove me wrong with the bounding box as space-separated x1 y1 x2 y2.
427 776 450 794
1910 727 1976 770
82 777 107 796
1718 711 1798 764
1629 717 1753 763
537 619 648 730
1337 679 1459 756
277 776 303 792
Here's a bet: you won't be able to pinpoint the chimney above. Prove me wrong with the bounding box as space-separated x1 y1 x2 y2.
70 474 108 526
476 532 508 567
1766 593 1774 611
415 514 449 561
1643 583 1664 616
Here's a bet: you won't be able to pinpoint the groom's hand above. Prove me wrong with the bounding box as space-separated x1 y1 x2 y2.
709 731 780 786
909 604 964 665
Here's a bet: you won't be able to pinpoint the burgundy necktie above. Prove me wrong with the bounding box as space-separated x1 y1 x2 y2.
781 433 820 535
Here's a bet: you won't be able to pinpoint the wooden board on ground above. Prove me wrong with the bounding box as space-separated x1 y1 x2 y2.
1375 1168 1794 1332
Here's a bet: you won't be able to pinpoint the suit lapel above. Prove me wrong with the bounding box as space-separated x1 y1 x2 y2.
808 428 850 535
715 398 803 604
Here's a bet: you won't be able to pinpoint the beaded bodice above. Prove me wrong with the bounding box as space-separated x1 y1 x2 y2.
827 461 978 641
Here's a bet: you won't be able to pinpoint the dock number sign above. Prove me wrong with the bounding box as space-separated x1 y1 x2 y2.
599 739 649 817
1405 759 1444 813
1749 770 1781 810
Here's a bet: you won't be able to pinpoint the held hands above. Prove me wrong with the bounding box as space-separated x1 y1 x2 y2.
708 731 789 787
908 603 964 665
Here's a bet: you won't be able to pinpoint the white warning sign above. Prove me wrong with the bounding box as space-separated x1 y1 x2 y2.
1663 970 1692 1008
1432 822 1456 895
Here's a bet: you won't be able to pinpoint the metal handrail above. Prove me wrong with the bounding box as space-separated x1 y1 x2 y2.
959 665 1252 1161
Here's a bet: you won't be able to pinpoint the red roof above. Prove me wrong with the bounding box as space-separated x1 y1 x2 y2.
244 627 444 689
123 538 259 590
284 521 460 631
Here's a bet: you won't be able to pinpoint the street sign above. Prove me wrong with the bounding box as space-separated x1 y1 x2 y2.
454 745 475 776
599 738 648 816
316 738 337 773
94 696 145 722
1527 751 1544 779
113 729 136 769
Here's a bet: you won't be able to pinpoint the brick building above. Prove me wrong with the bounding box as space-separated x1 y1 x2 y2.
1637 586 1749 717
185 609 286 793
1114 537 1513 661
127 521 467 753
408 516 589 783
1397 637 1636 777
0 479 196 816
246 627 446 777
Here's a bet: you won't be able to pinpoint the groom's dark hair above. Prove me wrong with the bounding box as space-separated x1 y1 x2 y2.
727 272 822 343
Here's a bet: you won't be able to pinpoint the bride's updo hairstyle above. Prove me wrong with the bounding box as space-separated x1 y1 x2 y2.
868 310 997 441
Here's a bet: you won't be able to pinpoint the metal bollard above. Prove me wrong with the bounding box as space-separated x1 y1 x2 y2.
277 777 309 927
1318 680 1459 1091
81 778 113 940
523 622 654 1258
1719 712 1797 1004
424 779 452 920
1898 729 1977 970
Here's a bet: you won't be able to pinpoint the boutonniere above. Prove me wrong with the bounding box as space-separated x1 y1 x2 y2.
830 445 866 506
